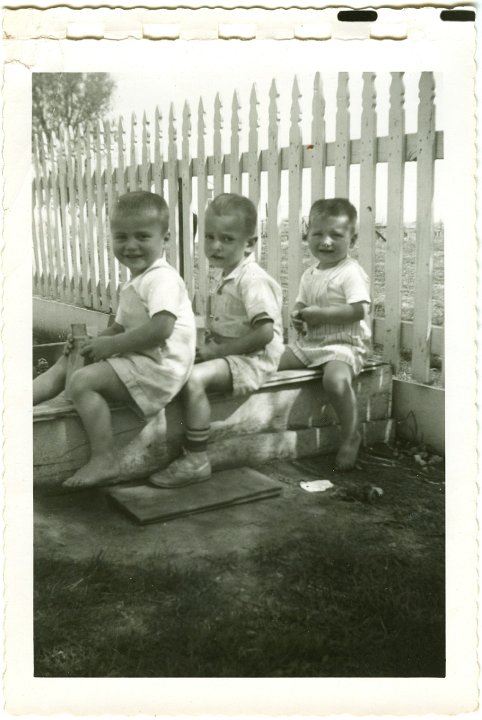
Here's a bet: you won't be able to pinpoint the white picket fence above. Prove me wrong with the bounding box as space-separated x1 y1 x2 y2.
32 71 443 384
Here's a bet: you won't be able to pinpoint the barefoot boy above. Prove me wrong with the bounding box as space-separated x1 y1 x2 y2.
33 191 196 488
279 198 371 470
150 193 284 488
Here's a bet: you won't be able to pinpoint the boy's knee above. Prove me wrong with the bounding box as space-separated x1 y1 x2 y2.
323 371 351 397
68 368 90 398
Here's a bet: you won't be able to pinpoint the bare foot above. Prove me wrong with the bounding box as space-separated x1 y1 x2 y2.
335 432 361 471
63 453 120 488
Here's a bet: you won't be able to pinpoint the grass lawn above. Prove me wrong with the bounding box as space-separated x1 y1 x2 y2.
34 445 445 678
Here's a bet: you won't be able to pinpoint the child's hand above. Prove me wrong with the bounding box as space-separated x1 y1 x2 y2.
80 336 115 362
196 340 220 363
290 310 305 333
299 306 324 327
63 333 75 356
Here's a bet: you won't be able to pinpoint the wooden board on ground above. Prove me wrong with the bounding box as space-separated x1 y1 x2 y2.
106 467 283 525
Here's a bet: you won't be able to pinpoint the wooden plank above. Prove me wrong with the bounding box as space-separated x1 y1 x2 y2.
373 317 444 357
358 72 377 288
75 126 90 307
266 79 281 282
32 189 40 295
393 379 444 453
334 72 350 197
181 101 194 297
32 135 47 296
412 72 436 383
311 71 326 204
56 127 72 303
167 104 179 270
140 112 150 191
153 107 163 197
64 126 81 304
230 91 241 194
196 98 208 317
116 117 128 283
248 84 260 259
384 73 406 371
39 133 56 297
103 120 118 312
84 124 100 310
94 120 109 311
213 93 224 196
129 112 138 191
287 77 303 342
48 132 65 301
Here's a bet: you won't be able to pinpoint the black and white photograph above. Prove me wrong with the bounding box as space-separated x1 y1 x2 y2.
2 5 478 715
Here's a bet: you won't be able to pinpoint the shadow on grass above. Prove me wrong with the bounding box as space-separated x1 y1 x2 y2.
35 530 445 678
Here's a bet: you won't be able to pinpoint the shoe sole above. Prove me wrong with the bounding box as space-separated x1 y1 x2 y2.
149 472 211 489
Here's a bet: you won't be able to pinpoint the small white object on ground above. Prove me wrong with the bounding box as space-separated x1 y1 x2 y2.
300 480 334 493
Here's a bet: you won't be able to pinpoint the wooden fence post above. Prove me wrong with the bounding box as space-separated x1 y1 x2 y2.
167 104 179 270
358 72 377 288
196 98 208 317
311 71 326 205
267 79 281 283
230 91 241 194
181 101 193 297
412 72 436 383
335 73 350 197
287 77 303 341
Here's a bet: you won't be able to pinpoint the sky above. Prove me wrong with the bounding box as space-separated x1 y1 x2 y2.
108 43 443 222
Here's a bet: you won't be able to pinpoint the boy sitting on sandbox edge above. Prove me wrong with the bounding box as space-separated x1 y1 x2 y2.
33 191 196 488
150 193 284 489
278 198 371 471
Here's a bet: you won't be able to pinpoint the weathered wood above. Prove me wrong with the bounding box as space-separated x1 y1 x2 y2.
48 132 65 302
230 91 241 194
248 84 260 258
141 112 150 191
32 192 41 295
33 136 47 295
384 73 406 371
311 71 326 204
94 121 109 311
412 72 436 383
181 101 194 297
64 126 81 304
103 120 117 312
335 72 350 197
39 133 57 296
57 127 72 303
167 104 179 270
213 93 224 196
153 107 163 197
33 363 393 486
373 317 443 357
287 77 303 342
129 112 138 191
196 98 208 316
266 79 281 282
116 117 128 283
358 72 377 287
75 127 90 306
84 124 100 310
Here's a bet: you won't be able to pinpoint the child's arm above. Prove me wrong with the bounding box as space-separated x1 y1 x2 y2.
300 302 367 327
80 312 175 362
197 317 274 361
98 322 124 337
290 301 307 332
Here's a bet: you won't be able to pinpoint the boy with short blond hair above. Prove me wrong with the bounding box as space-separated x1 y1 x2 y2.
34 191 196 488
151 193 284 488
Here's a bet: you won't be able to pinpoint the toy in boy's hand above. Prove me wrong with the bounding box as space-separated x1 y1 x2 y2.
195 339 219 363
290 310 305 334
80 336 115 362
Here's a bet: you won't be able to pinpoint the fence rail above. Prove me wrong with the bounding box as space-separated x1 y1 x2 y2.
32 71 444 385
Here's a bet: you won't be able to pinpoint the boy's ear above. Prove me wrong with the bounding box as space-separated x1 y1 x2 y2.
246 235 258 250
163 230 171 243
350 232 358 248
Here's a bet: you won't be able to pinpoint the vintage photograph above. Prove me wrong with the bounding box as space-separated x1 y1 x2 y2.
2 8 478 713
32 61 445 677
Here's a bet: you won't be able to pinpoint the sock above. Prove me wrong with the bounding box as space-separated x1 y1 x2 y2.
185 427 210 453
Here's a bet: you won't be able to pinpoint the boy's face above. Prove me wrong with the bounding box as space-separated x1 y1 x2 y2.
307 212 355 269
111 209 168 277
204 209 256 275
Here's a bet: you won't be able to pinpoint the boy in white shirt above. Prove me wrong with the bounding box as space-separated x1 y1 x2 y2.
151 193 284 488
34 191 196 488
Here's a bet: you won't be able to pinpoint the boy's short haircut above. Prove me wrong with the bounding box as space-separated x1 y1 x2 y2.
112 191 170 232
309 198 357 230
208 193 257 237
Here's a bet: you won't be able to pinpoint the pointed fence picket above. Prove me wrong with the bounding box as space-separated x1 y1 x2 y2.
32 71 444 386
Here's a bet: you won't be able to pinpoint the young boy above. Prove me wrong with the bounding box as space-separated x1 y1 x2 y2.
33 191 196 488
278 198 371 470
150 193 284 488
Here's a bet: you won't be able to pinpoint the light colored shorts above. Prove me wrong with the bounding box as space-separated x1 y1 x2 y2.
289 340 368 376
224 351 280 397
107 353 191 417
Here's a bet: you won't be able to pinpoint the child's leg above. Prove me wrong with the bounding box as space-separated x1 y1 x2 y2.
278 347 308 371
33 355 68 405
150 358 232 487
323 360 360 470
63 362 133 488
